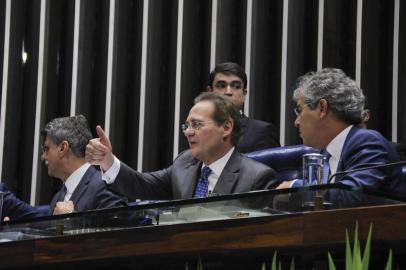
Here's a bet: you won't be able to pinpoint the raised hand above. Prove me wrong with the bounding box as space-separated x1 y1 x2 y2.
85 125 114 171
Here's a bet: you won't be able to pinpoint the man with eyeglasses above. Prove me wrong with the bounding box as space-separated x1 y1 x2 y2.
86 92 278 201
207 62 280 153
276 68 406 198
2 115 126 220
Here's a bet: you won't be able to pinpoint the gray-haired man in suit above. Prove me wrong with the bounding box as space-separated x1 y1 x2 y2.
86 93 278 201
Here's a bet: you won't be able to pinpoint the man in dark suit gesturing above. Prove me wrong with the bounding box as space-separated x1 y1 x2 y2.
86 93 278 201
277 68 406 198
207 62 280 153
42 115 126 215
2 115 126 220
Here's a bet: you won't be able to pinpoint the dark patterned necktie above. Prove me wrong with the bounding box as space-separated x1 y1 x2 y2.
58 185 67 202
321 150 331 184
193 166 212 198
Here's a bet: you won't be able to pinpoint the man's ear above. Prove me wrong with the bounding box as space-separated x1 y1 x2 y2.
319 98 329 118
222 118 234 139
207 86 213 92
58 140 70 157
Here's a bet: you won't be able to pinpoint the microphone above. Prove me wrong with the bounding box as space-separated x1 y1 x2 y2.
328 160 406 183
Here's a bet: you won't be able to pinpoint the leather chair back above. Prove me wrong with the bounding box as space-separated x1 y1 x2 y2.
246 144 319 181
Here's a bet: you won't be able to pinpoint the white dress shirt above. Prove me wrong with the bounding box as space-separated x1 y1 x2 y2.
203 147 235 194
63 162 91 201
325 125 353 178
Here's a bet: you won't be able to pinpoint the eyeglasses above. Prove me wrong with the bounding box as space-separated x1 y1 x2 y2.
41 145 49 153
293 106 303 117
181 120 214 132
214 80 243 90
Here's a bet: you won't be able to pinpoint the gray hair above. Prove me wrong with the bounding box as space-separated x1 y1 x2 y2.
293 68 365 125
41 115 93 157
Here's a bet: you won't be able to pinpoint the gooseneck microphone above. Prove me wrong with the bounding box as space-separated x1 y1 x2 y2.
327 160 406 183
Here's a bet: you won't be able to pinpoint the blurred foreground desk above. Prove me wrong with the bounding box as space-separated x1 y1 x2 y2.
0 184 406 269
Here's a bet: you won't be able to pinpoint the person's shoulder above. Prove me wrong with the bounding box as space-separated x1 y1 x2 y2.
245 116 274 128
239 151 273 171
350 126 389 143
173 150 199 165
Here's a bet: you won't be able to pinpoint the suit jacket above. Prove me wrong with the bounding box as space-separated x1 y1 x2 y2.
111 149 278 201
237 114 280 153
1 183 46 220
293 126 406 198
49 165 127 214
333 126 406 197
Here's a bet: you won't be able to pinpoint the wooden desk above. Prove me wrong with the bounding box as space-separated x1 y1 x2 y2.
1 203 405 269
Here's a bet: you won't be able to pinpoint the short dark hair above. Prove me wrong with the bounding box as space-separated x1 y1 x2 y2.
194 92 241 145
207 62 247 90
41 115 93 157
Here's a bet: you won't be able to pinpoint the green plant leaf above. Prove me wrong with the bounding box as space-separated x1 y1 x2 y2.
384 249 393 270
289 257 295 270
362 223 373 270
352 222 362 269
197 257 203 270
272 251 278 270
345 228 353 269
328 252 336 270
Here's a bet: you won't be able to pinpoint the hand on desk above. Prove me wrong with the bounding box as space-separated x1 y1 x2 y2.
276 181 293 189
53 201 74 215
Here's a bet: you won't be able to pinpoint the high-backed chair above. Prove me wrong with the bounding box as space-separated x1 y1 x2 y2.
246 144 319 181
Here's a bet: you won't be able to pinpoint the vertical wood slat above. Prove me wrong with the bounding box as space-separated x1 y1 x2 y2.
280 0 289 146
244 0 252 116
173 0 183 158
70 0 80 115
30 0 47 204
0 0 11 183
104 0 116 137
137 0 149 171
392 0 399 142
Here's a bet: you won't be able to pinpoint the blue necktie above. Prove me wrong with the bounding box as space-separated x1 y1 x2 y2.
321 150 331 184
193 166 212 198
58 185 67 202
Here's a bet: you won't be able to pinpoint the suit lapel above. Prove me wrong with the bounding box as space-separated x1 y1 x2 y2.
213 151 240 195
179 160 202 199
69 166 94 204
336 126 357 177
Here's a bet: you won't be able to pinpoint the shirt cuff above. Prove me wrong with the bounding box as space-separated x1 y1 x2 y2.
101 156 121 184
290 179 303 188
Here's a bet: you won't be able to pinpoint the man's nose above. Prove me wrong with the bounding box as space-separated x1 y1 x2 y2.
183 128 195 136
294 117 300 128
224 86 233 95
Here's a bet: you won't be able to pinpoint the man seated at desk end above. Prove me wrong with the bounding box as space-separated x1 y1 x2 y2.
86 92 278 201
277 68 406 198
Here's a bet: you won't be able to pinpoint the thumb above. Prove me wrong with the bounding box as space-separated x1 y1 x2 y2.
96 125 111 148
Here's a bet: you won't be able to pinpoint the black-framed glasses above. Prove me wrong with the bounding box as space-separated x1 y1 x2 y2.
181 120 214 132
214 80 243 90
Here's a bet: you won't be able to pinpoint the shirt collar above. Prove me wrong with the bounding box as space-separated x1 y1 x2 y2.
203 147 235 177
64 162 91 199
326 125 353 160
